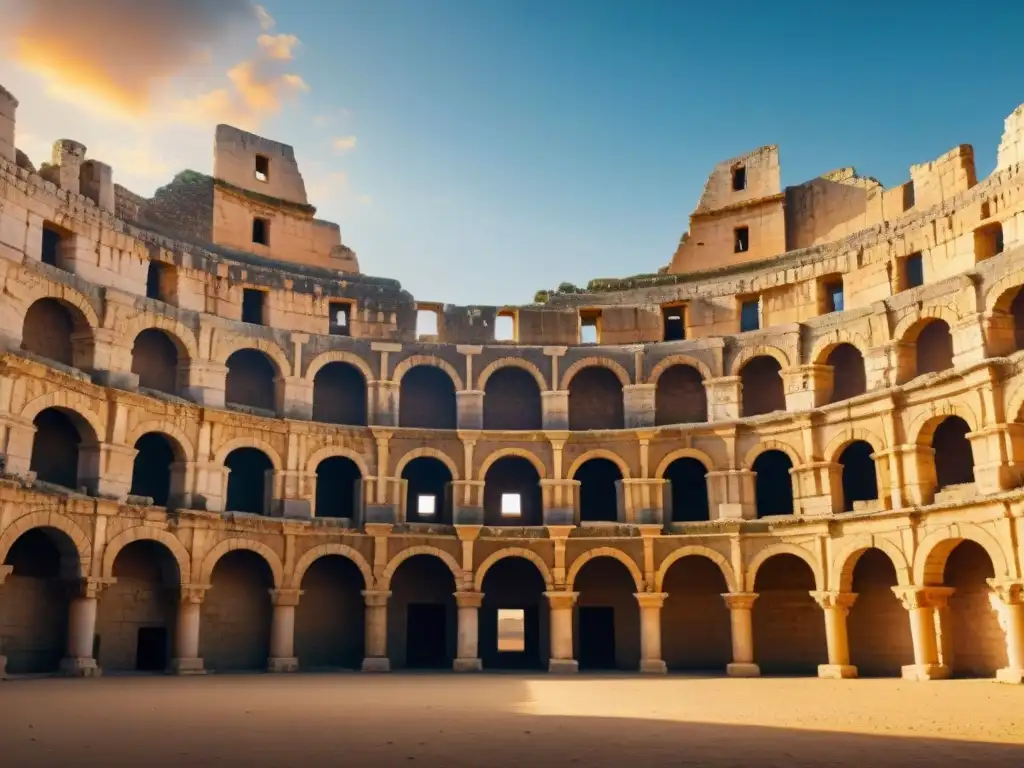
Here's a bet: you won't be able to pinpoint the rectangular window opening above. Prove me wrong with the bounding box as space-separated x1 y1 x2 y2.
739 298 760 333
495 312 516 342
579 309 601 344
242 288 266 325
255 155 270 183
41 223 64 268
662 305 685 341
417 494 436 516
732 166 746 191
497 608 526 653
974 222 1004 262
903 252 924 289
822 279 844 314
252 217 270 246
501 493 521 517
980 201 991 220
146 261 172 302
734 226 750 254
329 300 352 336
416 308 440 340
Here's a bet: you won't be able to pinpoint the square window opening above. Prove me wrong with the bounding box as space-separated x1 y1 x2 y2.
974 223 1004 262
903 252 924 289
497 608 526 653
822 280 844 314
739 298 760 333
329 300 352 336
416 308 439 339
495 312 516 342
255 155 270 182
662 305 685 341
501 493 521 517
417 494 436 516
732 166 746 191
579 310 601 344
252 217 270 246
242 288 266 325
734 226 750 253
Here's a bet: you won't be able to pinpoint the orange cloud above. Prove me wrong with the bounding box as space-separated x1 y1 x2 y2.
333 136 358 153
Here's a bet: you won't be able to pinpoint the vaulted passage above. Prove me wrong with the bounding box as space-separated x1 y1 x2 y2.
315 456 362 519
574 557 640 671
21 298 84 367
131 329 180 395
295 556 366 670
0 528 77 674
483 367 542 430
568 367 624 430
574 458 622 523
96 540 179 672
826 344 867 403
740 356 785 417
200 550 274 672
839 441 878 511
654 364 707 425
664 457 710 522
31 407 93 491
942 541 1008 678
402 457 453 524
312 362 367 426
661 556 731 671
753 450 794 517
752 554 825 675
484 456 542 526
130 432 178 507
914 319 954 377
224 448 273 515
932 416 975 490
387 555 456 670
847 549 912 677
399 365 457 429
225 349 278 412
480 557 548 670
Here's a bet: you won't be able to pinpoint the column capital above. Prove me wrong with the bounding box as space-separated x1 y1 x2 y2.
987 579 1024 606
454 524 483 542
891 585 955 610
634 592 668 609
269 588 303 607
364 522 393 538
180 584 211 604
543 590 579 609
722 592 758 610
0 564 12 586
70 577 116 600
810 590 858 611
361 589 392 607
454 591 484 608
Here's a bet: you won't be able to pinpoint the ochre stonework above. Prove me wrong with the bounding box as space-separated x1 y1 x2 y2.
0 81 1023 682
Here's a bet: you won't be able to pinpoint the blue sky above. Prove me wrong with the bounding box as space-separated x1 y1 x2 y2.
2 1 1022 305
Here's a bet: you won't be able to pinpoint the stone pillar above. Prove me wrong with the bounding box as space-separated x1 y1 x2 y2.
60 578 104 677
50 139 86 195
635 592 667 674
989 580 1024 684
545 591 578 673
706 470 757 520
80 159 114 212
782 365 832 411
456 390 484 430
361 589 391 672
77 441 136 501
623 384 656 428
268 588 302 673
181 361 228 408
0 85 17 164
892 587 950 681
0 565 11 677
541 391 569 431
368 380 399 427
722 592 760 677
170 585 207 674
704 376 741 422
540 478 579 526
280 376 313 420
453 591 484 672
812 591 858 679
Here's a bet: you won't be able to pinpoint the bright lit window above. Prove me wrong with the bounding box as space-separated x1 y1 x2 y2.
497 608 525 652
501 493 521 516
417 494 436 516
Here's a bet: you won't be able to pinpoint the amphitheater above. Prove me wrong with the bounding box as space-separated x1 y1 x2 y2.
0 80 1022 687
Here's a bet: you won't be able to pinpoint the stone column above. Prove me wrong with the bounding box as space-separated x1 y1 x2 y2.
453 591 484 672
635 592 667 674
812 591 858 679
623 384 656 428
722 592 760 677
989 580 1024 684
892 587 950 681
267 588 302 673
361 589 391 672
60 578 105 677
169 585 208 674
545 591 579 673
541 391 570 430
0 565 11 677
456 390 485 430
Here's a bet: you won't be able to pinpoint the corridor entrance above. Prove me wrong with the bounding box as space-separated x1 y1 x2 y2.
135 627 169 671
406 604 449 669
578 606 616 670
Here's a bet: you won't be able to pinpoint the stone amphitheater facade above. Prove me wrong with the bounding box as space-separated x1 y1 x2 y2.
0 80 1023 682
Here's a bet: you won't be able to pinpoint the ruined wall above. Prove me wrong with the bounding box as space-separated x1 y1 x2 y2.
213 125 309 206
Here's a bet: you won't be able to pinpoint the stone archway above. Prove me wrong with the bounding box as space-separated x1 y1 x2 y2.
387 554 457 669
943 541 1008 678
661 555 731 671
752 553 825 674
573 557 640 671
479 556 549 670
846 549 913 676
199 549 274 671
295 555 367 670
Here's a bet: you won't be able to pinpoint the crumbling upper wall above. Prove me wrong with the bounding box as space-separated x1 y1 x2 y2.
694 145 781 213
997 104 1024 172
213 124 309 206
909 144 977 211
0 85 17 164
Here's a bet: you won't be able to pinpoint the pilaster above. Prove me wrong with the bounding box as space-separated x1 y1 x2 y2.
705 469 756 520
541 391 570 431
782 364 832 411
623 383 656 428
456 390 485 430
704 376 741 422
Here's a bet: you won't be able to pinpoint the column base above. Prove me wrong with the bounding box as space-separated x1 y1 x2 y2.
548 659 579 674
60 657 101 677
996 666 1024 684
901 663 950 681
361 657 391 673
169 657 206 675
268 657 299 673
817 663 858 679
726 662 760 678
453 658 482 673
639 659 667 674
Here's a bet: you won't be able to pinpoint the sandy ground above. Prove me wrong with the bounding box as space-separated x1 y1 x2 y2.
1 673 1023 767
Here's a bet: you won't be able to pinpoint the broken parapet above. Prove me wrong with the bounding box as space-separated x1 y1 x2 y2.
0 85 18 164
997 103 1024 171
80 159 115 212
39 139 87 195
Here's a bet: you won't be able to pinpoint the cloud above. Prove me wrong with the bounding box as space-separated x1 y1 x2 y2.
333 136 358 153
254 4 276 31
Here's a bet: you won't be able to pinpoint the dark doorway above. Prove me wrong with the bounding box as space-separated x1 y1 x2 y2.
578 606 616 670
135 627 169 671
406 604 448 669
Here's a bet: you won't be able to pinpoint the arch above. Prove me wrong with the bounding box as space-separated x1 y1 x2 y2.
304 445 372 477
559 356 632 390
477 356 548 392
305 349 374 383
100 527 191 585
19 394 104 441
654 545 738 593
829 537 911 592
122 316 198 362
823 429 886 465
473 548 554 592
393 446 460 481
124 422 194 461
392 354 464 391
810 336 867 366
912 526 1011 586
482 364 544 431
742 439 801 469
653 362 708 426
289 543 374 590
745 544 824 592
985 271 1024 315
731 344 791 376
565 449 631 480
379 545 464 590
213 337 291 377
213 437 284 470
647 354 713 384
197 538 284 588
477 447 547 480
906 402 980 446
0 510 93 574
654 448 715 479
565 547 644 591
892 304 964 343
18 282 101 331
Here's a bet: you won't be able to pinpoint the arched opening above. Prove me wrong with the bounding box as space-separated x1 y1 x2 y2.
846 549 912 677
387 554 457 669
568 367 624 430
21 298 87 367
932 416 975 490
752 554 825 674
402 457 453 524
838 441 878 512
573 458 622 524
482 367 542 430
312 362 367 426
199 550 274 671
753 450 794 517
295 555 366 670
483 456 542 526
130 432 179 507
480 557 548 670
663 457 710 522
314 456 362 519
399 365 457 429
96 540 180 672
224 448 273 515
654 365 707 425
0 528 80 674
661 556 731 671
131 329 181 395
826 344 866 403
1010 288 1024 352
225 349 278 413
574 557 640 671
942 540 1008 678
914 319 954 377
740 356 785 416
30 407 95 491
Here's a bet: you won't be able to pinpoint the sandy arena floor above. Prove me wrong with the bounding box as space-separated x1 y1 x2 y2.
1 673 1022 767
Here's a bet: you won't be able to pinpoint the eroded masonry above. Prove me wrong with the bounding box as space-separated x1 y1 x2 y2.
0 79 1023 680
